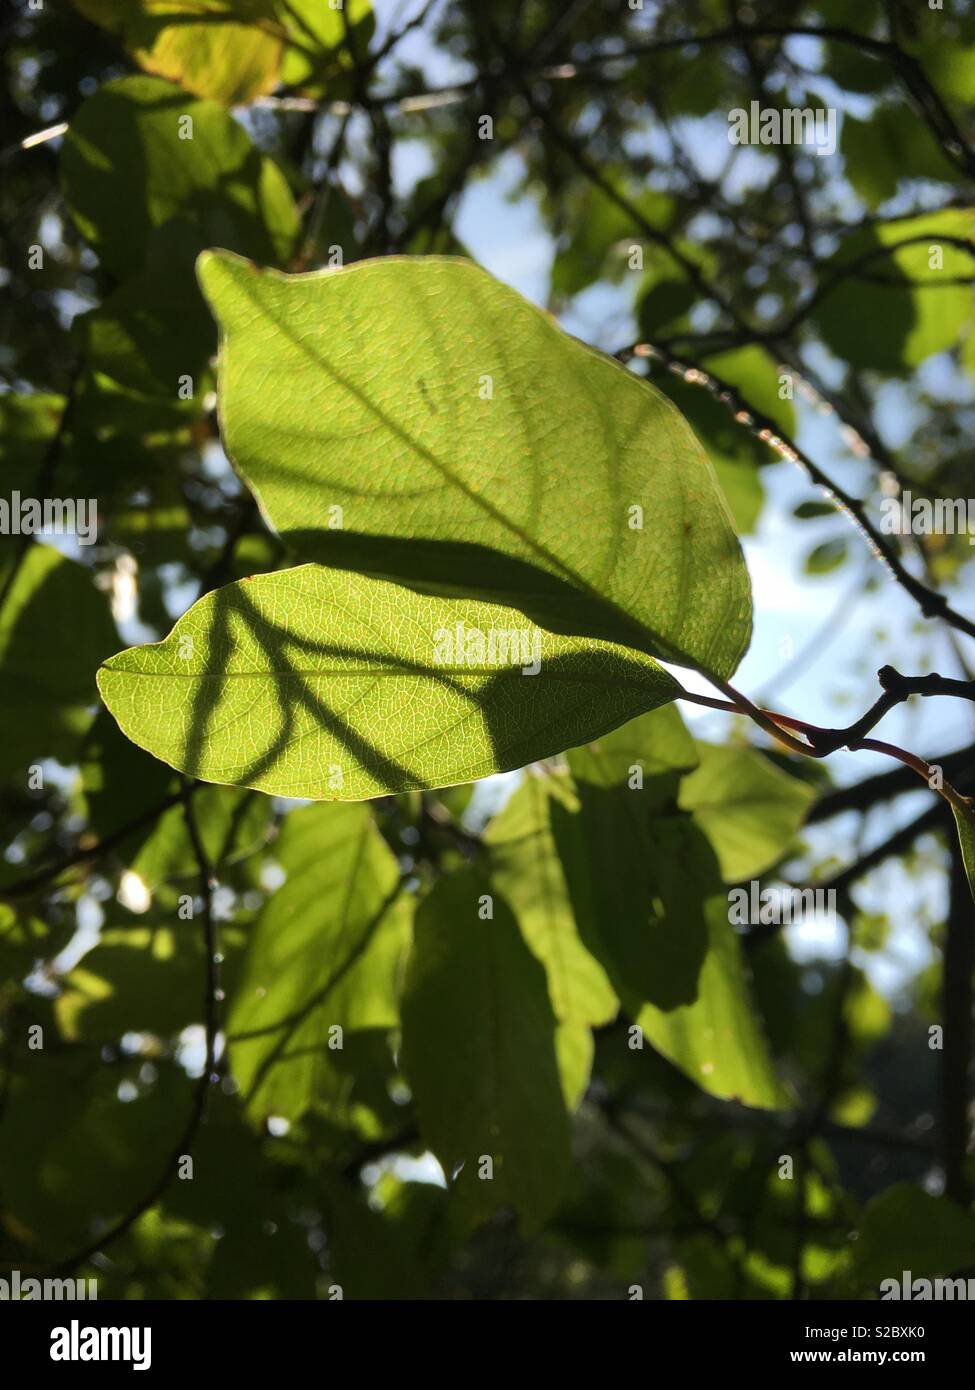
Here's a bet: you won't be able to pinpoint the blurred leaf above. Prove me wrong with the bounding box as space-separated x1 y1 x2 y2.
161 1089 320 1297
485 774 618 1029
793 500 836 520
555 1022 595 1110
82 254 217 398
0 1052 189 1259
81 708 177 845
855 1184 975 1285
552 182 674 298
678 742 816 881
72 0 285 105
648 346 794 535
56 918 245 1042
228 802 410 1122
400 868 572 1224
132 784 271 893
634 863 784 1113
0 394 65 494
63 75 299 399
805 537 849 575
0 906 50 985
324 1173 456 1300
913 35 975 104
567 702 698 805
812 210 975 371
63 77 299 282
553 798 783 1109
842 105 957 209
0 545 117 785
278 0 374 94
551 791 709 1011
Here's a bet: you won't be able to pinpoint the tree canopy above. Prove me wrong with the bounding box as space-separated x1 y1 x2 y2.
1 0 975 1304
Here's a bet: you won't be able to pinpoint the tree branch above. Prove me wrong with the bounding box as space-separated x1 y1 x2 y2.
625 342 975 643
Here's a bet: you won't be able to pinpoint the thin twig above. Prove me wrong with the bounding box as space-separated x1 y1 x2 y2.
624 342 975 642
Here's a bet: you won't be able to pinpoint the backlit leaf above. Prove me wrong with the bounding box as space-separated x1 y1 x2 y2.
812 211 975 371
62 77 299 282
228 802 410 1122
634 839 784 1111
400 868 572 1223
97 564 680 799
197 250 753 681
485 774 618 1028
678 742 816 882
72 1 285 105
953 802 975 906
0 545 117 785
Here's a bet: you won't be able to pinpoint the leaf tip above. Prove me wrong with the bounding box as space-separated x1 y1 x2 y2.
196 246 256 308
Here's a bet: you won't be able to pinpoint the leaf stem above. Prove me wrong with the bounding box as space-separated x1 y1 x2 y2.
676 676 975 819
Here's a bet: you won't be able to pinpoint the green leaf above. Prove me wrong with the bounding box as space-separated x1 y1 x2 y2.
647 346 794 536
0 1052 190 1259
952 802 975 906
637 238 719 341
279 0 374 94
81 709 177 845
567 702 698 810
81 253 218 398
63 73 300 394
72 0 285 105
546 784 782 1108
812 211 975 371
912 33 975 105
678 742 816 882
56 918 245 1042
291 1030 406 1151
634 861 784 1110
400 868 572 1223
555 1022 596 1110
551 181 674 298
62 76 299 283
0 545 117 785
227 802 411 1122
0 393 65 495
793 501 836 520
854 1184 975 1286
324 1173 457 1301
805 537 849 576
841 105 956 210
485 774 618 1029
0 906 50 985
130 784 271 896
161 1088 321 1298
197 250 753 681
57 375 194 516
97 563 680 799
323 1183 436 1301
